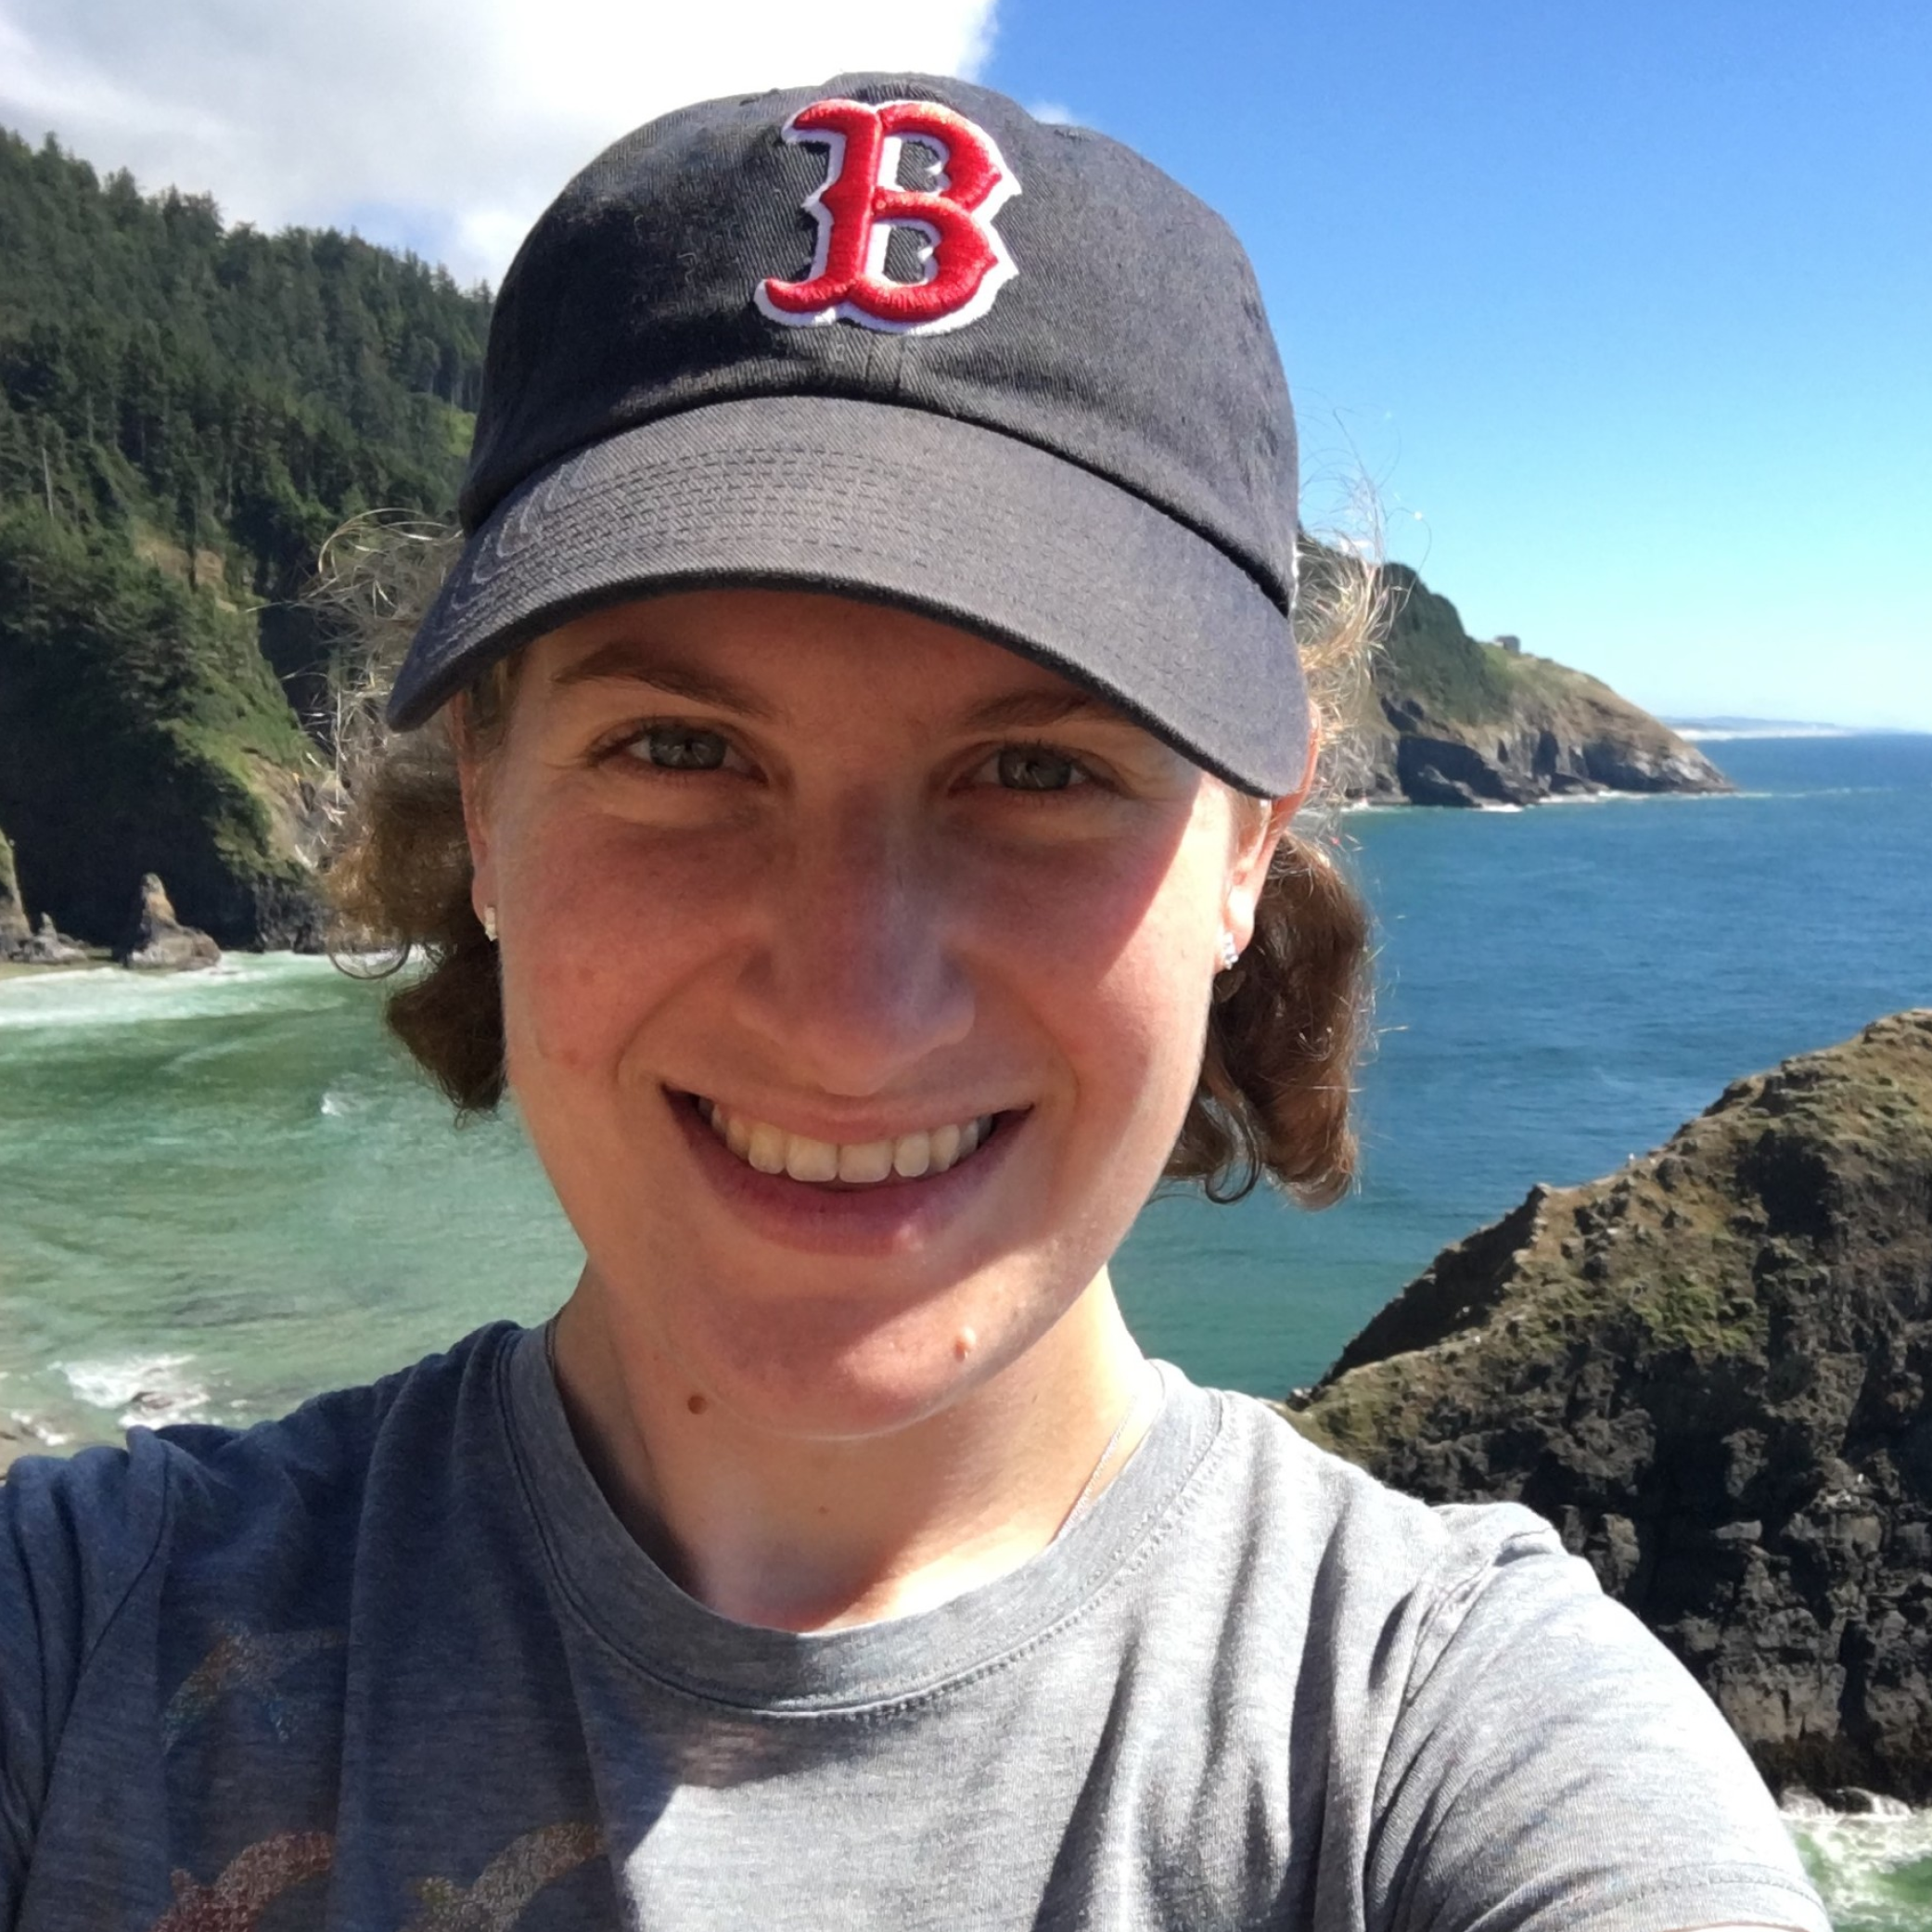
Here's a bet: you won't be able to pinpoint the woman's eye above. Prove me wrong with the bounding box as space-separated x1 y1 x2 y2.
626 725 735 772
991 745 1085 792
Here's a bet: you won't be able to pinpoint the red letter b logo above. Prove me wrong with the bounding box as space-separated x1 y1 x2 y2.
757 98 1019 335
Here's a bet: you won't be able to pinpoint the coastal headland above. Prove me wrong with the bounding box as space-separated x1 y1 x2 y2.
1288 1010 1932 1804
1324 552 1732 808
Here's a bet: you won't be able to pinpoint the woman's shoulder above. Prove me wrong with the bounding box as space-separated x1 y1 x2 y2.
0 1323 530 1606
1158 1375 1693 1711
1165 1382 1824 1927
1179 1376 1568 1614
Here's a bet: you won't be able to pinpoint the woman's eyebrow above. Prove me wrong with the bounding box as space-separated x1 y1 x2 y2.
549 642 778 721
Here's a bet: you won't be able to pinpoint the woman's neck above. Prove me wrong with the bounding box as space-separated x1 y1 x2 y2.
547 1271 1153 1631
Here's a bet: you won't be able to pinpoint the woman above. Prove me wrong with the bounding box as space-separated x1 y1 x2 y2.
0 74 1824 1932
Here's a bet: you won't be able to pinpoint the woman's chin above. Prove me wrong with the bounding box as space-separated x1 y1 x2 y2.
653 1268 1078 1443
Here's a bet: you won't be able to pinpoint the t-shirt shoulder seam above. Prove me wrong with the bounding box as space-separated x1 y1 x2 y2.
75 1440 176 1681
1403 1518 1571 1696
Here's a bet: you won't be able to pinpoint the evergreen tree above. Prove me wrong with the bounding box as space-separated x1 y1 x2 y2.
0 123 493 944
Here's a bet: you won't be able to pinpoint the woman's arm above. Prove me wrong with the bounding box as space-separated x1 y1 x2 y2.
1366 1523 1828 1932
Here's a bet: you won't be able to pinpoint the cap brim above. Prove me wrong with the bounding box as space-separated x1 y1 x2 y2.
388 397 1308 796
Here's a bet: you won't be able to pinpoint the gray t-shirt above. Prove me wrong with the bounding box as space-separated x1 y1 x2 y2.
0 1324 1825 1931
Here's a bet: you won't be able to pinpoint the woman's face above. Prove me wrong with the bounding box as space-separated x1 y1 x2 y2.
463 589 1288 1436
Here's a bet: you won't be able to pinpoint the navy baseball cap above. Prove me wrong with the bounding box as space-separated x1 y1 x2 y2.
389 73 1309 796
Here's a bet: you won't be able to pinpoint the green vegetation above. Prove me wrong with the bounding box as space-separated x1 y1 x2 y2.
1371 562 1632 726
0 508 319 940
0 126 489 943
1374 562 1517 723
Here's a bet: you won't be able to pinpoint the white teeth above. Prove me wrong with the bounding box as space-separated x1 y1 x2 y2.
784 1134 839 1184
747 1121 787 1175
697 1100 1000 1187
838 1140 895 1184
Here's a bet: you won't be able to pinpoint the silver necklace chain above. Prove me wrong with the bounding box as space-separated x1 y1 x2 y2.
1055 1361 1163 1544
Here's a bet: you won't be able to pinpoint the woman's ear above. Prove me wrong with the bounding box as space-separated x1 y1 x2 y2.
451 698 499 934
1222 723 1321 953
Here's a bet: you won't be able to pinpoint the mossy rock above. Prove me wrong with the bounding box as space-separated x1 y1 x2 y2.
1288 1012 1932 1801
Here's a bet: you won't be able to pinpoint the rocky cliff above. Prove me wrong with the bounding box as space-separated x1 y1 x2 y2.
1288 1012 1932 1800
0 824 25 949
1337 561 1730 807
0 512 332 949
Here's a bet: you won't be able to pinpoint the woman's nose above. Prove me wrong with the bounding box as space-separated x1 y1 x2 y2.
727 801 975 1095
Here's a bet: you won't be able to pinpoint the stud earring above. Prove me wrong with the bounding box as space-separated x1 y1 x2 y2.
481 905 499 943
1218 930 1241 972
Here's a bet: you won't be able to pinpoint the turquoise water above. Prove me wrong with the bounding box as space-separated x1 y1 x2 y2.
2 731 1928 1925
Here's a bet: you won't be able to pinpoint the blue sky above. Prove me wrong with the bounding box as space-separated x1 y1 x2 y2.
985 1 1930 729
4 0 1925 727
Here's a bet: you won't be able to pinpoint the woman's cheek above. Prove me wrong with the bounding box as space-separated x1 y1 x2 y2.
502 809 758 1080
1031 885 1216 1137
1085 833 1228 1123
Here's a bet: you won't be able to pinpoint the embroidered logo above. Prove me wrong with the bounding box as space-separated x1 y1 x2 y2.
756 97 1019 335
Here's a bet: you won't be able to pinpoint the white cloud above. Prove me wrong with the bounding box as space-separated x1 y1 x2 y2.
0 0 1000 287
1026 99 1081 127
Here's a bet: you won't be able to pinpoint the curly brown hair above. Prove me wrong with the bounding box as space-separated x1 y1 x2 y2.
322 522 1378 1207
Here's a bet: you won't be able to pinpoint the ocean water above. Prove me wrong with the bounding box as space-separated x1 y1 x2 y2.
1120 732 1932 1390
2 730 1928 1922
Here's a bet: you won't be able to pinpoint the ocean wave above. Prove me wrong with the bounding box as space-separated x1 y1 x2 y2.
55 1353 211 1429
1785 1803 1932 1931
0 953 346 1032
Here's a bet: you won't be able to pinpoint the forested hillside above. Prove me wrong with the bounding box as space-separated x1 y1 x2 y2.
0 128 488 945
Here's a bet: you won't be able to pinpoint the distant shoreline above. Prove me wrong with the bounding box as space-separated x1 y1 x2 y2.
1666 723 1930 743
1673 725 1854 743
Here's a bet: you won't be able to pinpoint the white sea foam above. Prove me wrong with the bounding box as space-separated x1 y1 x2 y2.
1785 1804 1932 1931
56 1354 211 1429
4 1413 70 1449
0 953 344 1032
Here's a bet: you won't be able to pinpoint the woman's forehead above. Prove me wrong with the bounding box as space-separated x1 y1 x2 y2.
526 587 1142 732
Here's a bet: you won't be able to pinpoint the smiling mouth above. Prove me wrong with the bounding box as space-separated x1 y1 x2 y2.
689 1095 1006 1187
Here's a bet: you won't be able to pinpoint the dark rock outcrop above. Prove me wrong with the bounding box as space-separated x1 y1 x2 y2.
13 914 89 966
0 827 87 963
0 825 27 951
117 873 221 972
1287 1013 1932 1801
